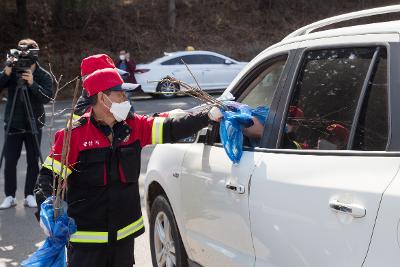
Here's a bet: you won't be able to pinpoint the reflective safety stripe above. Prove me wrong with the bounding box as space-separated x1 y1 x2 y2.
69 217 144 243
70 231 108 243
152 117 165 144
42 156 72 179
72 113 81 120
117 216 144 240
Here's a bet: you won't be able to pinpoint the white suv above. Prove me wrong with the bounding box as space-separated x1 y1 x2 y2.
144 5 400 267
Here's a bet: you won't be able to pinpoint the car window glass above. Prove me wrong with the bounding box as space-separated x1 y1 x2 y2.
279 47 380 150
201 55 226 64
161 56 183 65
180 55 205 64
241 59 286 109
211 56 287 147
353 49 388 151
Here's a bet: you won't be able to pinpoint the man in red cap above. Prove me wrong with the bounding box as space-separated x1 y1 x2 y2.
34 67 211 266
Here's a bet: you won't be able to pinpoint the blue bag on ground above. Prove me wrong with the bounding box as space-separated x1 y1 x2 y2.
21 196 77 267
219 101 269 164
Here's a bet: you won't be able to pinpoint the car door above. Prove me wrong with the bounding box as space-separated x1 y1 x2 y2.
178 47 297 267
160 55 203 88
249 35 400 267
200 55 241 90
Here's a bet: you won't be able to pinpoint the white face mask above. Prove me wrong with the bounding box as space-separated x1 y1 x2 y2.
104 94 131 122
119 55 126 61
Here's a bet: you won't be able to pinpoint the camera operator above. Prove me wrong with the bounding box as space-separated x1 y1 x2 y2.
0 39 53 209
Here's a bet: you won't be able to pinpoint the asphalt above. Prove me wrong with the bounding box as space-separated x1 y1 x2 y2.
0 94 205 267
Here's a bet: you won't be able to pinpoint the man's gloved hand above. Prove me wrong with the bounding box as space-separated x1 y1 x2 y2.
33 183 53 222
208 106 224 122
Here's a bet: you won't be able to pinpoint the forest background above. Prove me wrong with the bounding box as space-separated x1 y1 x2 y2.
1 0 399 97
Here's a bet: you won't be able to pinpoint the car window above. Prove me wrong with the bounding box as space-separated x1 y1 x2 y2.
241 59 286 108
200 55 226 64
161 56 183 65
180 55 208 64
209 55 288 147
279 46 388 151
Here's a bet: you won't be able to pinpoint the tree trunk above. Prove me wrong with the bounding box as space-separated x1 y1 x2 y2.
54 0 65 28
16 0 28 37
168 0 176 30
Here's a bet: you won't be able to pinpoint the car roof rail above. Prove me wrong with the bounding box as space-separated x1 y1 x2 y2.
283 5 400 40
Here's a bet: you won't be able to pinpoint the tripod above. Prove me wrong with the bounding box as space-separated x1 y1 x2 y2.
0 78 44 169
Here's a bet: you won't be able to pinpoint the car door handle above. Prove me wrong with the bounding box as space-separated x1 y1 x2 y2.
329 199 366 218
226 182 245 194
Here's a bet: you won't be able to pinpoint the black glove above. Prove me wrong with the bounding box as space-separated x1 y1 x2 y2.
33 183 53 222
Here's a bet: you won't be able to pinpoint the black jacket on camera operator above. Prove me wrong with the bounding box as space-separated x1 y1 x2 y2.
0 39 53 210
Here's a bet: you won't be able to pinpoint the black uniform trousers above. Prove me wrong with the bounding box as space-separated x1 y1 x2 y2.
4 129 42 197
67 239 135 267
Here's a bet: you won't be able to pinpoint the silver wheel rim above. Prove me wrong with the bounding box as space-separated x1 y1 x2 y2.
154 211 176 267
160 81 178 95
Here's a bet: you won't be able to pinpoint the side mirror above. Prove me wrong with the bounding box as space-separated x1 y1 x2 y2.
224 59 233 65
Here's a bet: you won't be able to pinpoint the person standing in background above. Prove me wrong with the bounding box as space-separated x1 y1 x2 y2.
116 50 137 84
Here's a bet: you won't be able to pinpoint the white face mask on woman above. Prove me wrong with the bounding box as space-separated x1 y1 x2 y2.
104 94 131 122
119 55 126 61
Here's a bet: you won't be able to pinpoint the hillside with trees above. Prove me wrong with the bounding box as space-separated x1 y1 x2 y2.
0 0 399 96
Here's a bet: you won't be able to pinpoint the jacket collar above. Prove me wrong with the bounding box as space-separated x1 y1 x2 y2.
89 110 132 145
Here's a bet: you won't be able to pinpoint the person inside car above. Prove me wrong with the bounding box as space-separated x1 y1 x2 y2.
317 123 349 150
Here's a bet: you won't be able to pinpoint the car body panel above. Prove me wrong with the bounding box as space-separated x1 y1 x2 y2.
179 144 262 267
363 164 400 266
144 144 194 257
250 151 400 267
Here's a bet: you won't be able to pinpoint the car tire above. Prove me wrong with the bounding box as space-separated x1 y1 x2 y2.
150 195 188 267
156 80 180 98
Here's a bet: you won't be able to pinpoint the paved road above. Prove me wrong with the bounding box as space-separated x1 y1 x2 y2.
0 94 206 267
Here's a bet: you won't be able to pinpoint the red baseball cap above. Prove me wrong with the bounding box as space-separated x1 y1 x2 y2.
83 68 137 97
81 54 140 95
80 54 131 77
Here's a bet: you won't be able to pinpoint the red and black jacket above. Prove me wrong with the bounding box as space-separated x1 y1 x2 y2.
34 110 208 248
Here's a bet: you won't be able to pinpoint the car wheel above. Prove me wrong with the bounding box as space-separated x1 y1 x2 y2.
156 80 180 98
150 195 188 267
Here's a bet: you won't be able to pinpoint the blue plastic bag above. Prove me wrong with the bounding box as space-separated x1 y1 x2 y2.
219 102 269 163
21 196 77 267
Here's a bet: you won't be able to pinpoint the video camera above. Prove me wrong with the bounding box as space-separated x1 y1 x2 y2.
6 45 39 76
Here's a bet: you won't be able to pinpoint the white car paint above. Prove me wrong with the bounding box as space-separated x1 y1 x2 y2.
250 152 400 267
179 144 261 267
145 8 400 267
135 51 247 93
